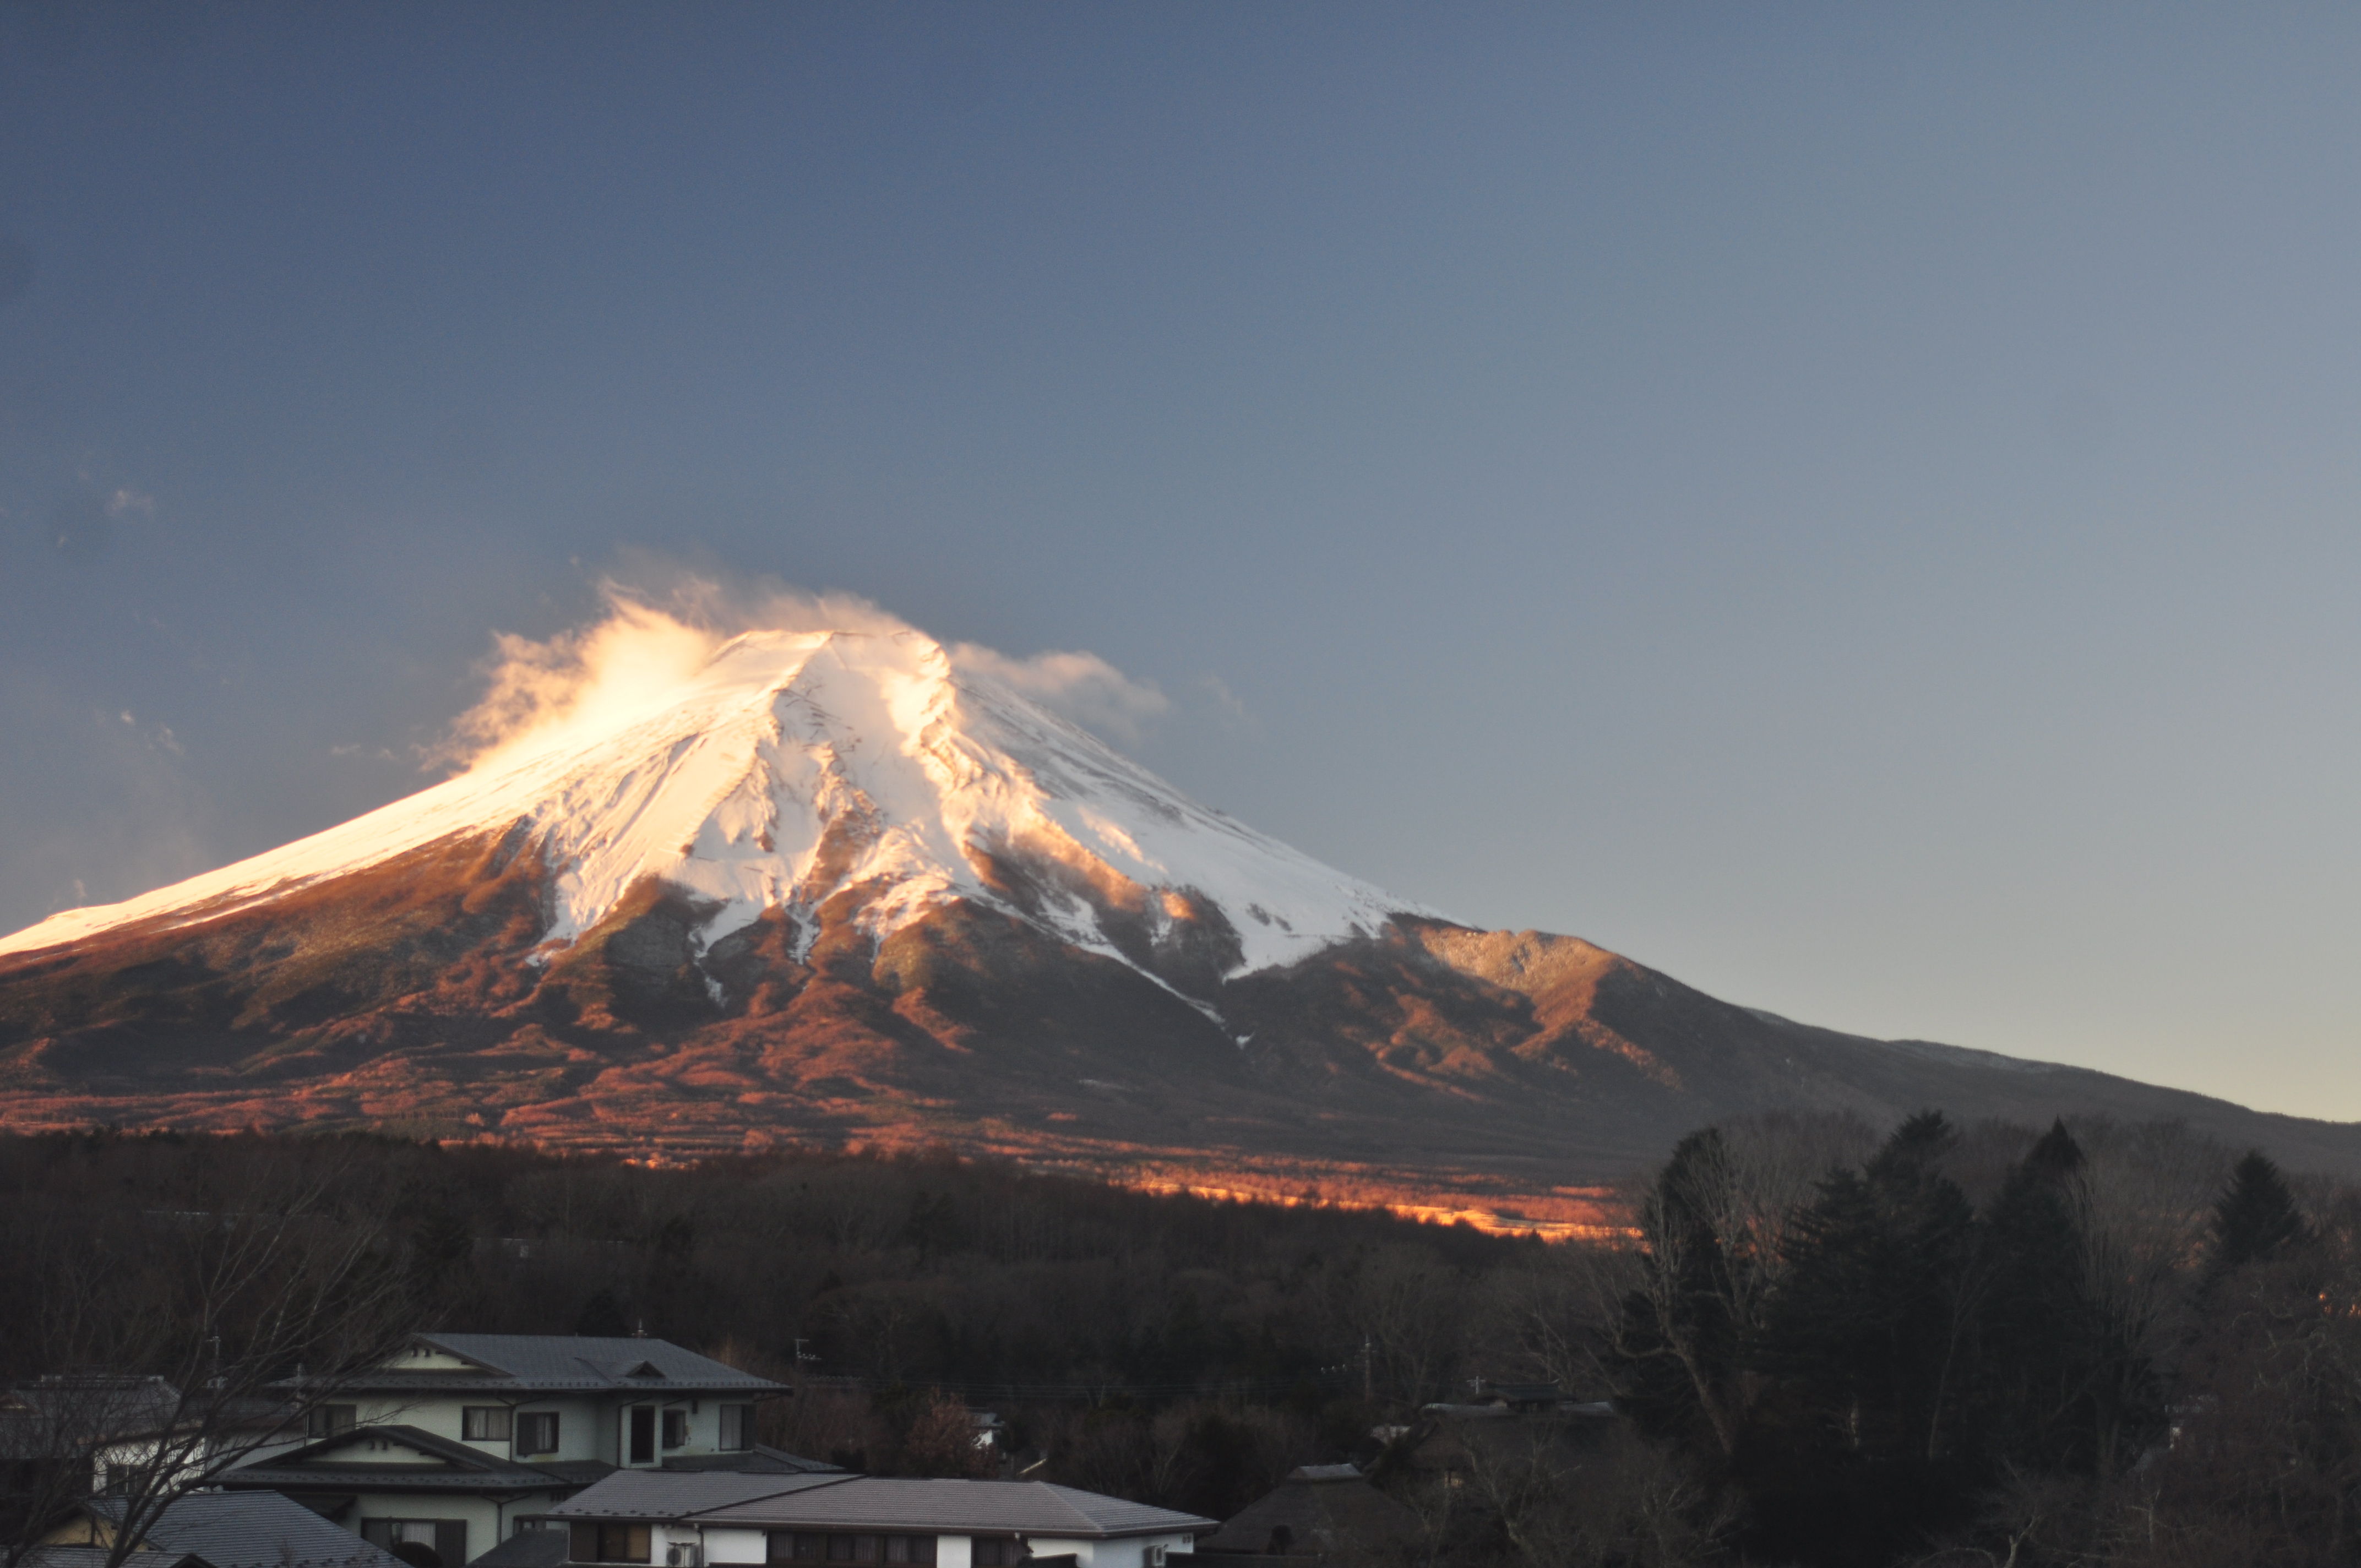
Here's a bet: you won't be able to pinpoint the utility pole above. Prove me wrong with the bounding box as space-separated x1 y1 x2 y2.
1362 1335 1373 1403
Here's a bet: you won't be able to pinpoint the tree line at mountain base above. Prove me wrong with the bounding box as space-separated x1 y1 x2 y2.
1 1113 2354 1567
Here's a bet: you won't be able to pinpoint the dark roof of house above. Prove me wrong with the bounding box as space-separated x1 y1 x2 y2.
0 1378 293 1455
467 1531 573 1568
24 1549 215 1568
89 1490 400 1568
2 1376 184 1440
1202 1469 1417 1555
546 1472 850 1518
563 1476 1215 1540
220 1425 601 1494
327 1337 786 1396
660 1445 845 1476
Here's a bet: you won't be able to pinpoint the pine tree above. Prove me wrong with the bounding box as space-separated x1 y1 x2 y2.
1746 1113 1981 1567
2211 1149 2308 1273
1975 1119 2135 1474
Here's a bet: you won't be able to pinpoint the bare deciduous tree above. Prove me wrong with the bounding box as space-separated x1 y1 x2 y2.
1 1149 416 1568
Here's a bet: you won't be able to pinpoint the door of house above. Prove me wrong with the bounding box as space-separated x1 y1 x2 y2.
628 1405 656 1464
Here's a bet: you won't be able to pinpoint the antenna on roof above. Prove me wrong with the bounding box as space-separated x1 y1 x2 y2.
632 1320 649 1339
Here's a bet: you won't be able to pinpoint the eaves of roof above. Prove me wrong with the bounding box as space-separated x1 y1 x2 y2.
216 1424 589 1493
325 1371 786 1395
221 1467 574 1493
572 1478 1216 1540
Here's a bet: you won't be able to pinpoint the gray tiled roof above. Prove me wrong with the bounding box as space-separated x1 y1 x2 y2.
549 1471 851 1518
660 1445 844 1476
24 1548 213 1568
90 1490 400 1568
334 1337 785 1395
467 1531 572 1568
567 1475 1214 1539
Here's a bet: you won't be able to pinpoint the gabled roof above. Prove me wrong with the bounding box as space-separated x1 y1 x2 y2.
88 1491 400 1568
330 1336 786 1395
553 1474 1215 1540
219 1425 589 1493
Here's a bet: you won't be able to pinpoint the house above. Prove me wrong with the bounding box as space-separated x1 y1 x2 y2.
37 1488 399 1568
216 1335 796 1567
1387 1395 1615 1489
1199 1464 1415 1559
1 1375 292 1501
1453 1381 1576 1415
541 1466 1215 1568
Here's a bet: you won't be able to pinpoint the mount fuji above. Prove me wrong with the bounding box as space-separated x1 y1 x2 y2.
4 617 2356 1221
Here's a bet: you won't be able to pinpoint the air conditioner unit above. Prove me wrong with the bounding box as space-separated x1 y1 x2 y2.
664 1545 701 1566
1145 1548 1167 1567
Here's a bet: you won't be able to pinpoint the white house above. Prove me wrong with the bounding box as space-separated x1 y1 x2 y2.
543 1470 1213 1568
217 1335 803 1568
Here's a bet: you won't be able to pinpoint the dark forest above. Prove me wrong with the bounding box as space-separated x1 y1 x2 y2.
4 1113 2355 1568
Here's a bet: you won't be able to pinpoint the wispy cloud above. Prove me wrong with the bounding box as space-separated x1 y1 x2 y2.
428 568 1169 769
948 644 1169 743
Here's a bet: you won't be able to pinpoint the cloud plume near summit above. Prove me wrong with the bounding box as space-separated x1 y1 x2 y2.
432 575 1168 772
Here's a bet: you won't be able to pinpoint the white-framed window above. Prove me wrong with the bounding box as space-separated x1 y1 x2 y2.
518 1411 561 1455
719 1404 752 1451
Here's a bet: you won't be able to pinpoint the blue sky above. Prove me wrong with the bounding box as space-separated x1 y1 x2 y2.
3 5 2358 1118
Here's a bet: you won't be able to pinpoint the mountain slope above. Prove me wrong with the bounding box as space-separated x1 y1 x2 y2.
4 620 2355 1217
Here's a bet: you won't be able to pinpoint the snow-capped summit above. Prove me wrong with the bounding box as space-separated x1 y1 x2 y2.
0 625 1425 984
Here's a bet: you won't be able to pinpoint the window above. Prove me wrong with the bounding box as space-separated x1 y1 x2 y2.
362 1520 467 1568
767 1535 823 1563
881 1541 934 1565
308 1405 357 1439
464 1407 513 1442
661 1410 689 1450
823 1539 875 1564
971 1543 1023 1567
517 1412 561 1455
628 1407 655 1464
719 1404 751 1451
570 1525 651 1564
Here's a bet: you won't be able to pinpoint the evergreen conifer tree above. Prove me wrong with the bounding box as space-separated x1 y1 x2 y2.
1747 1113 1981 1566
2211 1149 2308 1272
1976 1119 2123 1473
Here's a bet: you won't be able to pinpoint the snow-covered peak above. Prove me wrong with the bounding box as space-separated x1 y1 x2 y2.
0 627 1428 979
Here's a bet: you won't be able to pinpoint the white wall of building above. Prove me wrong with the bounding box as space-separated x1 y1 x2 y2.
328 1392 756 1469
696 1527 767 1565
